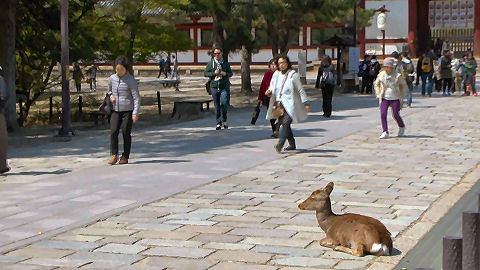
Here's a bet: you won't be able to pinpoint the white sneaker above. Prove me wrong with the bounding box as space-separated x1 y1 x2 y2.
398 127 405 137
379 131 389 139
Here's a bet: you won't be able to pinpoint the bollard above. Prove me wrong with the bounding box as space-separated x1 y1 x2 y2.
443 236 462 270
49 96 53 124
78 95 83 121
157 90 161 115
462 211 480 270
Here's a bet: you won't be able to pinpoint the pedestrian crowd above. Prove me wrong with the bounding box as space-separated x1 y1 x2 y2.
0 47 478 171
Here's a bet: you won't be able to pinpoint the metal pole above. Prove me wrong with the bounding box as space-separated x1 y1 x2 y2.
353 2 357 47
78 95 82 121
157 90 161 115
382 30 386 58
462 211 480 270
443 236 462 270
59 0 71 136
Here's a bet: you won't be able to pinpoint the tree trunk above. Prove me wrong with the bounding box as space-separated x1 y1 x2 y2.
241 45 252 93
0 0 18 131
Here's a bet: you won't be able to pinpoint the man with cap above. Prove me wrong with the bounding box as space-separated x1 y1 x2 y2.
374 57 408 139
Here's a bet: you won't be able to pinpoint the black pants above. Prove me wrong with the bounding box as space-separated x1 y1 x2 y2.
278 113 294 148
322 84 334 117
361 76 373 93
270 119 278 134
157 67 165 78
442 78 452 93
75 82 81 92
110 111 133 158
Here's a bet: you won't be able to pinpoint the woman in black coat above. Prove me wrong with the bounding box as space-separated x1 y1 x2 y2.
315 56 336 118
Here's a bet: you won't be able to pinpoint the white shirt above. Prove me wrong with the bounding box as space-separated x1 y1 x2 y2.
274 72 288 100
383 74 400 100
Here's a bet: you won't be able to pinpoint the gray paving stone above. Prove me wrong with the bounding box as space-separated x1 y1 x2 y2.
126 223 181 231
271 256 339 267
142 246 215 258
31 240 102 251
66 251 143 265
95 243 147 254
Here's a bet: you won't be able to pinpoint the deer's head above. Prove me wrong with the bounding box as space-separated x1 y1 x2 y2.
298 182 334 211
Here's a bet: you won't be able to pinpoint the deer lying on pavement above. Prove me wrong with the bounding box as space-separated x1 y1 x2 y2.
298 182 393 257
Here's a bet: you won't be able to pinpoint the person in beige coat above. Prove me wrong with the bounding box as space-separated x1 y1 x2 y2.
374 57 408 139
265 55 310 153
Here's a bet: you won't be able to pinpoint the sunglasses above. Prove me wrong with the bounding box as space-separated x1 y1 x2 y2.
213 52 221 55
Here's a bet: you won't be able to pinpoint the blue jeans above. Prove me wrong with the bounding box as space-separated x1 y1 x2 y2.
212 88 230 123
463 74 476 93
421 72 433 96
406 82 413 105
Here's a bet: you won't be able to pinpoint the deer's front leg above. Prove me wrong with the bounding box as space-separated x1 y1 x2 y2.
319 237 338 248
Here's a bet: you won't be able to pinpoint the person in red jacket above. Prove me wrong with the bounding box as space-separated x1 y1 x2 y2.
258 58 279 137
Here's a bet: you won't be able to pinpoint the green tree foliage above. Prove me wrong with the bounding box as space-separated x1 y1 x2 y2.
15 0 99 126
95 0 192 63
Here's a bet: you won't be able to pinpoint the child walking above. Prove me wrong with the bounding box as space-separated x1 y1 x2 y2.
374 57 408 139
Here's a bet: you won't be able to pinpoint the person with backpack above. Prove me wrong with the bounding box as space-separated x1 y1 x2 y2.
157 55 165 79
374 57 407 139
315 55 336 118
358 55 372 94
370 55 381 82
418 48 437 97
399 52 415 107
440 50 453 96
72 62 84 93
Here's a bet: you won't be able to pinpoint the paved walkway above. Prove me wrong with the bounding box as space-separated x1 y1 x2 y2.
0 89 479 269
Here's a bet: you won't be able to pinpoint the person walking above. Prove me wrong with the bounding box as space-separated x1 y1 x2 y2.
462 52 478 96
72 62 84 93
170 55 179 80
107 56 141 165
315 55 336 117
440 50 453 96
258 58 278 137
453 54 464 94
374 57 407 139
399 52 415 107
157 56 166 79
265 55 310 153
0 67 10 174
87 64 97 91
418 48 436 97
164 56 171 79
370 55 381 83
204 47 233 130
358 55 372 94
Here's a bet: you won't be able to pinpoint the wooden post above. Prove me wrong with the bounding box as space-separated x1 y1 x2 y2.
462 212 480 270
78 95 82 121
474 0 480 58
49 96 53 124
443 236 462 270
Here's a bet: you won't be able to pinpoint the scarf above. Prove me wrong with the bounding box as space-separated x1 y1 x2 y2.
214 57 224 81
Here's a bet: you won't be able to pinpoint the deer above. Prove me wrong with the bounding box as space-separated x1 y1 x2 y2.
298 182 393 257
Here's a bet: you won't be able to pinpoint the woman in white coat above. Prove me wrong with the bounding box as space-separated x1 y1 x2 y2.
266 55 310 153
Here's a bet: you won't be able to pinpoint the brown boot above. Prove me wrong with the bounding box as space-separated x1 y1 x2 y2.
108 154 118 165
118 156 128 165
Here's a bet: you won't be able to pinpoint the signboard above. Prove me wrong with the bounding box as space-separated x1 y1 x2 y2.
348 47 360 76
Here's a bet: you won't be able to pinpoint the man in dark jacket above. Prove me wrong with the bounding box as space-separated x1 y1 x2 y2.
204 47 233 130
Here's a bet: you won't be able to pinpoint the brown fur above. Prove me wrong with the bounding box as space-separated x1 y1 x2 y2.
298 182 393 257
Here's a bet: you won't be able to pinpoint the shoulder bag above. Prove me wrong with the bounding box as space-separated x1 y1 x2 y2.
271 71 290 119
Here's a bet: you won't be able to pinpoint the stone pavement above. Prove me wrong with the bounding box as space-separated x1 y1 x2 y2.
0 88 479 269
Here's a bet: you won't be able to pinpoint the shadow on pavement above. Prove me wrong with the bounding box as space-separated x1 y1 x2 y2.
400 135 433 139
131 159 191 165
2 169 72 176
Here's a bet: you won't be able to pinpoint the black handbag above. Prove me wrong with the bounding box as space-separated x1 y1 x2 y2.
99 93 113 115
205 79 212 94
251 103 261 125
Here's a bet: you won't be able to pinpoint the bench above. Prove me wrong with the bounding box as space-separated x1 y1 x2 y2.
158 79 180 91
171 99 213 120
89 111 109 125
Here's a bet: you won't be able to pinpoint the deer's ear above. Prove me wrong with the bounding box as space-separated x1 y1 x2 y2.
325 182 334 195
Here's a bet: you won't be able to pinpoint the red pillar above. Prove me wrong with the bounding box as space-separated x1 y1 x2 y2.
193 19 198 65
359 0 366 58
408 0 417 56
474 0 480 57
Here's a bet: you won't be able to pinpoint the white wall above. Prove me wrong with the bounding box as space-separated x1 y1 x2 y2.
177 51 194 63
365 43 408 55
365 0 409 39
252 49 274 63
